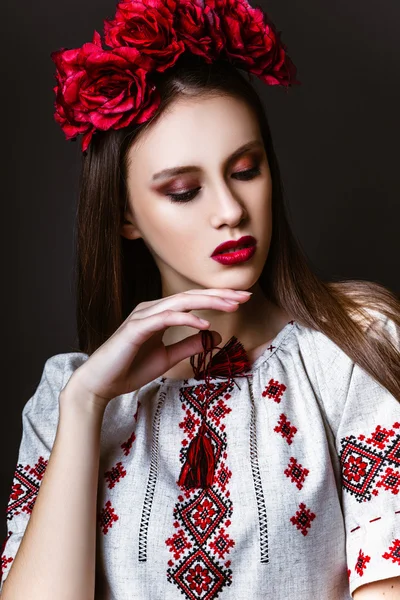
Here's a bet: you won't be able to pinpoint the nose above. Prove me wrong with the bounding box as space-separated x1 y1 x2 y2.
209 179 248 227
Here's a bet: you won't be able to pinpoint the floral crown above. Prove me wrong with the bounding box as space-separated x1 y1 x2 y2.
51 0 300 154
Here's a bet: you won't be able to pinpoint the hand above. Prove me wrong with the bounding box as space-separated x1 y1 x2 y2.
65 288 252 409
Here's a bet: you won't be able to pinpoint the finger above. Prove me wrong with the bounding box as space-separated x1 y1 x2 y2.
122 310 214 350
130 294 241 321
165 330 222 368
131 289 248 316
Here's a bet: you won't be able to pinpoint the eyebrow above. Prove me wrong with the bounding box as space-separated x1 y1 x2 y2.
151 140 264 182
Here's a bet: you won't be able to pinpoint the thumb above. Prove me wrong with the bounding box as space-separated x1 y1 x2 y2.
166 330 222 367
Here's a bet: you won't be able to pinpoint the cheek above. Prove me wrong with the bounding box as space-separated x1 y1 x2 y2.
139 202 199 256
251 178 272 215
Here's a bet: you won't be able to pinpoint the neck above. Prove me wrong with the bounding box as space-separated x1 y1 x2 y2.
161 283 290 358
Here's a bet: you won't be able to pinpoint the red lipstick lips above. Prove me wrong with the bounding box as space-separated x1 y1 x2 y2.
211 235 257 265
211 235 257 256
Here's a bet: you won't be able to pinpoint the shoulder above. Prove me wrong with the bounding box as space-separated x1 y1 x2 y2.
23 351 89 418
303 305 399 362
294 306 399 434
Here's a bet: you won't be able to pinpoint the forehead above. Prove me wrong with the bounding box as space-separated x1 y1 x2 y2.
126 94 261 175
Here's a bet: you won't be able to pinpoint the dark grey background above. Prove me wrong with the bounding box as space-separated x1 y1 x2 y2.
1 0 399 544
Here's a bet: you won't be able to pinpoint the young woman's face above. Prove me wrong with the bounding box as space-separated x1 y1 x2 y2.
122 94 273 296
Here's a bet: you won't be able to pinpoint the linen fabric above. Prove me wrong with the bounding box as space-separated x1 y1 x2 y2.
1 312 400 599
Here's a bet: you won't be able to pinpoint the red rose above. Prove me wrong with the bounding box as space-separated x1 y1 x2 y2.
51 31 160 152
211 0 298 86
103 0 185 72
173 0 225 62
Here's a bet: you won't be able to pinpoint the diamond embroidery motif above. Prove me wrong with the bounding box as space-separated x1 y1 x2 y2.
383 539 400 565
262 378 287 403
274 413 297 445
290 502 316 536
166 380 235 598
366 425 395 450
284 457 309 490
339 423 400 502
376 467 400 495
177 489 228 546
171 548 231 600
6 457 48 521
97 499 119 535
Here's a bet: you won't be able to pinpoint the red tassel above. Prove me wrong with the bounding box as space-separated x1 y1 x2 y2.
190 332 251 380
178 330 251 490
177 423 215 489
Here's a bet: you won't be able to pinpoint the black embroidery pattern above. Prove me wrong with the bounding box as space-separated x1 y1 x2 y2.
339 422 400 502
138 390 166 561
248 375 269 563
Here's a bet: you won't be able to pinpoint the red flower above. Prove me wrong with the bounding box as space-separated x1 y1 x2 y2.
51 31 160 152
192 499 216 530
344 455 368 482
186 563 212 594
209 0 297 86
104 0 185 72
173 0 225 62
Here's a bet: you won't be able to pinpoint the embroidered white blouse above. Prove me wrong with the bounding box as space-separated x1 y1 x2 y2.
1 313 400 599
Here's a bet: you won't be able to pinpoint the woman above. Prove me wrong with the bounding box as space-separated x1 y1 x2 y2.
1 0 400 598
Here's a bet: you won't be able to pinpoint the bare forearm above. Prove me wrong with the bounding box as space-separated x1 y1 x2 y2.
1 386 105 600
353 576 400 599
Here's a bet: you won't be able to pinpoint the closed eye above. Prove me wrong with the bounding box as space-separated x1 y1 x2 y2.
166 166 262 204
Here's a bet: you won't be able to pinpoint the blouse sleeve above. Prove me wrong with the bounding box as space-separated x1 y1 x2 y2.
0 352 87 592
307 310 400 597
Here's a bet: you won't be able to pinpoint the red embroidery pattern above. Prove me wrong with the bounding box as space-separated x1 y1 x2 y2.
97 400 141 534
104 461 127 489
263 375 316 541
383 539 400 564
0 531 12 558
121 401 141 456
166 525 193 560
262 378 287 403
365 425 396 450
0 531 13 580
6 457 48 521
284 457 309 490
180 409 201 440
274 413 297 445
1 555 13 578
166 380 235 599
214 463 231 493
290 502 316 536
339 421 400 502
355 549 370 576
97 499 119 534
376 467 400 495
208 399 231 428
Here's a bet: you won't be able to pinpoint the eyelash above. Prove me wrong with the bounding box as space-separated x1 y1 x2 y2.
166 165 262 204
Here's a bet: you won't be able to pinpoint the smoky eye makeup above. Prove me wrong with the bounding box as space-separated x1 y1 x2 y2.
162 158 264 204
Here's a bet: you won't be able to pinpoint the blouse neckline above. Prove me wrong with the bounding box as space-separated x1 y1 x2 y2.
158 319 297 388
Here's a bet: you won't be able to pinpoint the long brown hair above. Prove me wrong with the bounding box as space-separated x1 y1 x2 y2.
74 52 400 401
